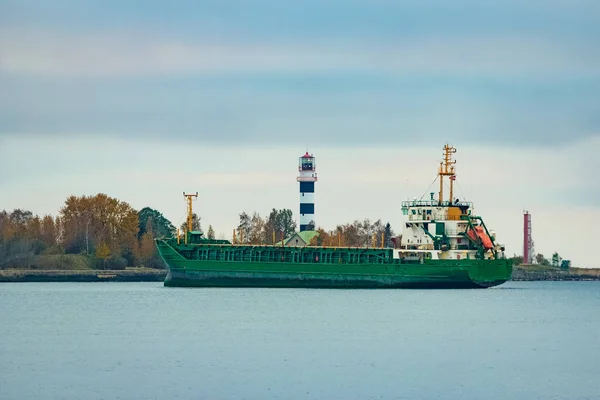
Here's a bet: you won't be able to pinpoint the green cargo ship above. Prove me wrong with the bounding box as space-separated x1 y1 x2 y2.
155 145 512 289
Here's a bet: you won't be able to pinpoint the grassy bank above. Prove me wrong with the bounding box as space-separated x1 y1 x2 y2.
2 253 95 270
0 254 166 282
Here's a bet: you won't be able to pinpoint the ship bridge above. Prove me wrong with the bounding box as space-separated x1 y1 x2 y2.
401 199 473 211
401 199 473 222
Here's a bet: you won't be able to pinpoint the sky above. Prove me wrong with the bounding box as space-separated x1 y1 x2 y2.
1 0 599 267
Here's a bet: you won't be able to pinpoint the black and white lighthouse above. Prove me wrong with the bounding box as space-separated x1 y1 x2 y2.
297 152 317 231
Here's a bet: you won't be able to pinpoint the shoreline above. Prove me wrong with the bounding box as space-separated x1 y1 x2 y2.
1 265 600 283
0 268 166 283
511 265 600 281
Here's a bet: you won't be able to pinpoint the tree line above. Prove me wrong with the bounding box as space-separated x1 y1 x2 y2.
233 209 297 244
0 194 178 270
2 191 569 271
232 210 397 248
309 221 396 248
510 252 570 269
0 192 398 270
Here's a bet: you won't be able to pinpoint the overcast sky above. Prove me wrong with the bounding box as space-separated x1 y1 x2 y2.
1 0 599 267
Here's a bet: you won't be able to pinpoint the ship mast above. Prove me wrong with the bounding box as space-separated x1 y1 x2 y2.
438 144 457 203
183 192 198 232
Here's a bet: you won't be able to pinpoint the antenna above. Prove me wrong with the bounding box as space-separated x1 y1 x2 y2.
183 192 199 233
438 144 457 203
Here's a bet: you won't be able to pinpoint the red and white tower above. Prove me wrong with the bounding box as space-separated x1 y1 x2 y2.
523 210 533 264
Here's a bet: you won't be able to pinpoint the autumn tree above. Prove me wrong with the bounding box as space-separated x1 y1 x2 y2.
40 215 57 247
7 209 33 238
0 214 7 265
95 242 111 269
340 223 357 246
0 211 16 248
249 212 265 244
310 226 344 247
0 209 46 268
138 230 156 265
54 216 64 247
263 211 276 244
138 218 163 268
27 215 42 242
309 228 329 246
308 221 394 249
60 193 139 266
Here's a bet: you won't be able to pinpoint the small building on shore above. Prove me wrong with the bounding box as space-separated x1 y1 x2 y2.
276 231 320 247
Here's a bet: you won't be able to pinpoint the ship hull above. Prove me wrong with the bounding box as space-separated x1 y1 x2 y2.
163 268 508 289
156 239 512 289
160 259 511 289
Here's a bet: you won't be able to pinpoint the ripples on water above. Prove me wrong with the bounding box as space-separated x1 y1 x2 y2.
1 281 599 400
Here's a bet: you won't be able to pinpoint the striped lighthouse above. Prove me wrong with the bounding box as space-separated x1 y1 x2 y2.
297 152 317 232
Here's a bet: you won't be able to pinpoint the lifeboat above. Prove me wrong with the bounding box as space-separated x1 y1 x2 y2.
467 226 493 250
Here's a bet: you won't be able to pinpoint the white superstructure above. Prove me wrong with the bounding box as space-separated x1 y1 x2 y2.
396 145 505 261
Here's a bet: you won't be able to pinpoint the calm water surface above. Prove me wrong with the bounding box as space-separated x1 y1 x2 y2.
1 281 599 400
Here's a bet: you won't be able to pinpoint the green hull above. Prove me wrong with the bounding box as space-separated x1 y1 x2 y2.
156 240 512 289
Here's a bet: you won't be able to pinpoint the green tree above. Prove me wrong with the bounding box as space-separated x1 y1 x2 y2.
207 225 215 240
237 212 251 243
510 255 524 265
552 252 562 267
277 209 297 237
138 207 176 239
180 213 201 233
383 222 394 248
535 253 549 265
264 208 297 243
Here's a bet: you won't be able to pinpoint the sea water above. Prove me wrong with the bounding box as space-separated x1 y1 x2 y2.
1 281 599 400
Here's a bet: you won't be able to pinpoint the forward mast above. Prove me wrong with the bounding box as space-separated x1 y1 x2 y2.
180 192 198 244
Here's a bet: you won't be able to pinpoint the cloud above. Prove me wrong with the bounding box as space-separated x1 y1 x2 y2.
1 2 598 147
1 29 599 78
1 73 598 148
